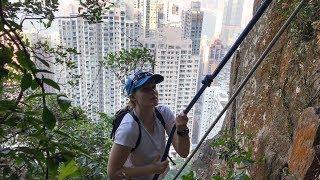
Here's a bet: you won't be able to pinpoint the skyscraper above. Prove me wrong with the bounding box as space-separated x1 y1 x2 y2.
198 38 229 140
157 0 184 28
59 5 139 119
139 26 200 135
182 1 203 55
133 0 159 38
220 0 245 46
207 39 226 74
199 85 228 140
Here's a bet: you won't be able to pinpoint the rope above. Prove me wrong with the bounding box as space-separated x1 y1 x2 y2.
173 0 307 179
153 0 274 179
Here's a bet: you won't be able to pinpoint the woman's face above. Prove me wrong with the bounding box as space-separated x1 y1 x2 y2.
132 82 159 108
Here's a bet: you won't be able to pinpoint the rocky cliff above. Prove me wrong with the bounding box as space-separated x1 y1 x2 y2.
192 1 320 179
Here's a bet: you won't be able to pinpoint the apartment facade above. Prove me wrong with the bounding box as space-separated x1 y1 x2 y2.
139 27 200 132
181 1 203 55
220 0 245 46
59 5 139 119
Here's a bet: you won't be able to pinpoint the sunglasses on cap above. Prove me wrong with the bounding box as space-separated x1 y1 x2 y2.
128 72 153 94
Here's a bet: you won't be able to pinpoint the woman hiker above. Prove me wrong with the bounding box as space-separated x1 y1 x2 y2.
107 71 190 179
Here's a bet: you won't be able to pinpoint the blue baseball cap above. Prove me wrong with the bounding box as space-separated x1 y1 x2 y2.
125 71 164 96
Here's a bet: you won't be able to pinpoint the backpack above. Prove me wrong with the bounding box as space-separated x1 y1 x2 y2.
110 106 166 152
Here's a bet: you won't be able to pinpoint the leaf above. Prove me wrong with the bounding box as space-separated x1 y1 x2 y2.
57 96 71 112
0 45 14 64
0 68 9 79
43 78 60 91
0 100 16 111
0 20 3 32
35 69 54 74
211 138 226 147
182 171 196 180
66 48 80 54
21 73 32 91
45 19 53 28
31 79 40 90
48 155 59 177
58 160 79 180
54 130 73 139
36 57 50 68
16 50 34 70
42 105 56 130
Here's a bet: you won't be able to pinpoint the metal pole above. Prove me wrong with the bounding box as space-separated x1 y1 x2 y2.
153 0 274 179
173 1 307 179
184 0 273 114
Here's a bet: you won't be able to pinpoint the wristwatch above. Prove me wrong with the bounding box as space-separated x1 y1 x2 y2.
177 127 189 137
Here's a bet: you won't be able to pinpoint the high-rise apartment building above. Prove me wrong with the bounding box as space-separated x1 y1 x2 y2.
220 0 244 46
59 5 139 120
182 1 203 55
157 0 184 28
133 0 159 38
139 27 200 133
199 85 228 140
198 38 229 140
156 3 165 28
206 39 226 75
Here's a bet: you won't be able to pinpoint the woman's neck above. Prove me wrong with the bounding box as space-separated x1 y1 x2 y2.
134 105 154 124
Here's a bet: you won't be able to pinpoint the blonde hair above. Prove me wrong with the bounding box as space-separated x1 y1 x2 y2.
127 95 136 110
128 99 135 109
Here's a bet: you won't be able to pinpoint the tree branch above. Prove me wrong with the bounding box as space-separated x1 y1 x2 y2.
1 2 51 178
25 15 81 20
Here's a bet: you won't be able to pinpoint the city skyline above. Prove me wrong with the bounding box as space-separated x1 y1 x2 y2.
24 0 253 41
23 0 255 145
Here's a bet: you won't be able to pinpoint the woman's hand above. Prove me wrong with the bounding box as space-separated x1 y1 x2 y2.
147 155 169 174
172 113 190 158
175 113 188 131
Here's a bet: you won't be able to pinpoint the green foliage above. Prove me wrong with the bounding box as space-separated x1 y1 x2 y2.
58 160 79 180
57 96 71 113
78 0 115 24
20 73 32 91
177 132 255 180
165 157 194 180
42 105 56 130
182 171 196 180
210 132 255 180
105 48 156 84
1 95 113 178
0 44 13 66
43 78 60 91
276 0 320 42
0 0 114 179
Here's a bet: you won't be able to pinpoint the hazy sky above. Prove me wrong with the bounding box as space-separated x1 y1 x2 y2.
22 0 254 43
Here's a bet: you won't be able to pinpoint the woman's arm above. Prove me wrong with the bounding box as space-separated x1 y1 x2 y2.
107 143 169 179
172 114 190 158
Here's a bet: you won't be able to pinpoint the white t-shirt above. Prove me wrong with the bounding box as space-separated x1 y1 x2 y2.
114 105 175 180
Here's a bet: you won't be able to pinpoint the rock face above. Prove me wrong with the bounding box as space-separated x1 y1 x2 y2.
288 107 320 179
191 139 218 179
192 1 320 179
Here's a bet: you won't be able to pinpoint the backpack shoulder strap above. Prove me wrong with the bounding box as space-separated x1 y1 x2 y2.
155 107 165 129
110 108 130 139
129 111 141 152
154 107 176 166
